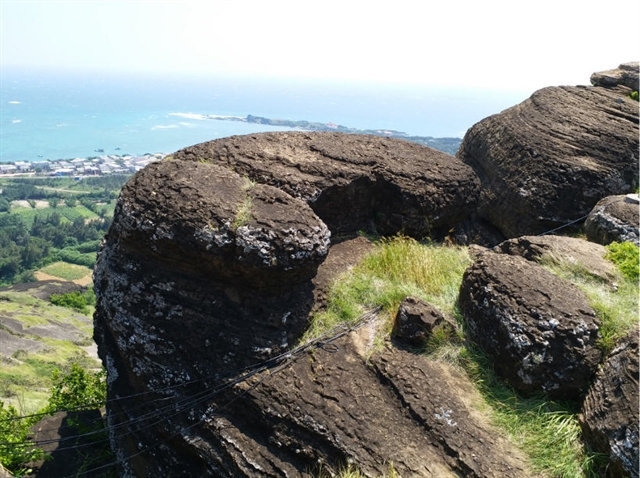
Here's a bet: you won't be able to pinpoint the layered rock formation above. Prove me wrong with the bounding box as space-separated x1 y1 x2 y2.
580 326 639 478
590 61 639 90
170 132 481 239
94 135 532 477
457 64 639 239
93 65 639 477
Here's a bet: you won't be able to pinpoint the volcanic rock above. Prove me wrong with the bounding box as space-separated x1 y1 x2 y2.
590 62 639 90
457 77 639 238
93 136 541 476
493 234 619 284
392 296 456 347
580 326 639 478
458 251 602 398
170 132 481 239
585 194 640 246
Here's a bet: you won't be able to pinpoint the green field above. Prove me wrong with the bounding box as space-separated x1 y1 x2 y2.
9 203 100 226
0 290 98 413
38 262 93 281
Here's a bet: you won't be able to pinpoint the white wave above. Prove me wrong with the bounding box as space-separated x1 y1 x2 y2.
178 122 196 127
169 112 207 120
152 124 180 130
8 100 21 104
12 119 21 124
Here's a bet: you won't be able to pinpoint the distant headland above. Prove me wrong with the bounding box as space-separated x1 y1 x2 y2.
168 113 463 155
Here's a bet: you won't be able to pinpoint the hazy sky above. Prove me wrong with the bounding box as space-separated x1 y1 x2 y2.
1 0 638 91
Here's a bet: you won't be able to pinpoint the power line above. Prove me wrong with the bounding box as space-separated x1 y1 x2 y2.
1 308 381 475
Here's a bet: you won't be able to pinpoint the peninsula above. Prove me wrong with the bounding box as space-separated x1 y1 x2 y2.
168 112 463 155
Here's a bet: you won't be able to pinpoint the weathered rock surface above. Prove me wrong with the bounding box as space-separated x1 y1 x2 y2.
585 194 640 246
580 326 639 478
392 296 456 347
590 62 639 90
457 80 639 238
493 234 619 284
458 251 602 398
93 138 541 476
170 132 481 239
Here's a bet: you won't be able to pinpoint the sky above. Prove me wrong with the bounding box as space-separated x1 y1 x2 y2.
0 0 638 92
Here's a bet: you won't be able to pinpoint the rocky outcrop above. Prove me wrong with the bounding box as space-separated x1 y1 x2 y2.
493 234 619 284
585 194 640 246
170 132 481 239
93 69 639 476
457 79 639 238
580 326 639 478
590 62 639 90
94 135 539 477
458 251 602 399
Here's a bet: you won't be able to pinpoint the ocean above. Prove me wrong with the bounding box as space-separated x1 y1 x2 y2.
0 68 530 162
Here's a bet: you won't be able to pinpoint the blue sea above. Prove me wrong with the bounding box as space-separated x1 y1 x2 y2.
0 68 530 162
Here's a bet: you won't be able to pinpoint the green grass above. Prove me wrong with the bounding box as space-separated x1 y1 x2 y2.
303 236 470 342
39 261 92 281
539 252 639 354
453 345 604 477
306 235 632 477
604 241 639 281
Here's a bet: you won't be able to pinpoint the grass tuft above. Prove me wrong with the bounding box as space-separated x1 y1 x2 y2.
539 251 639 354
303 236 470 342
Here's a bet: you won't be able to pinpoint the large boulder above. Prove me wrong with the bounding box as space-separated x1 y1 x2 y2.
93 159 332 472
457 72 639 238
590 62 639 90
580 326 639 478
585 194 640 246
458 251 602 398
170 132 481 239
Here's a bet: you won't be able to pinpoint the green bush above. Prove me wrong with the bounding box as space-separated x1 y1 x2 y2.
605 241 639 281
45 364 106 414
630 90 639 101
50 291 89 313
0 401 44 474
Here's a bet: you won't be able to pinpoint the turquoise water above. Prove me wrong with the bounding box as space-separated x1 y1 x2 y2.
0 68 529 162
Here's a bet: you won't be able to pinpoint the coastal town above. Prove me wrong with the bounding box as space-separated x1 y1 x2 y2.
0 153 165 177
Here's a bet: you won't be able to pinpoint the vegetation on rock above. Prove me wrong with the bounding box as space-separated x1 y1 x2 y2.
308 234 636 477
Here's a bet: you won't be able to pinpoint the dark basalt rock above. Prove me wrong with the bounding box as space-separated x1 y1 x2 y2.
93 133 541 477
458 251 602 399
457 79 639 238
585 194 640 246
392 296 456 346
580 326 639 478
170 132 481 239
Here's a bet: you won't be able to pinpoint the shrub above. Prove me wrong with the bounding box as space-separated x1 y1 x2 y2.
0 401 44 474
45 364 106 414
50 291 89 313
